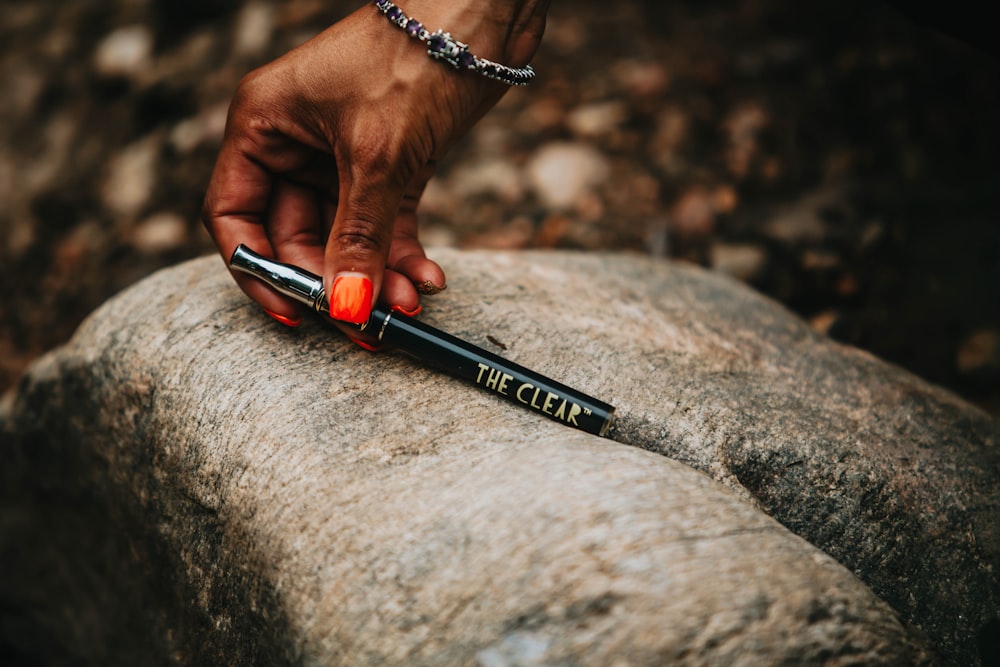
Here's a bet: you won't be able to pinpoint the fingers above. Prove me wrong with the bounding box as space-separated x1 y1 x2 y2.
382 211 442 297
203 73 334 323
323 164 401 324
207 117 442 329
262 179 329 324
202 129 303 319
272 179 404 342
323 118 435 324
381 269 423 315
267 180 326 274
325 156 448 318
383 162 446 307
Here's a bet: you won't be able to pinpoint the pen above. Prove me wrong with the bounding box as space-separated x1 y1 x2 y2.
229 244 616 437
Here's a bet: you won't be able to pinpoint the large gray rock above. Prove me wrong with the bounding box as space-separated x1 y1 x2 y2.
1 249 996 665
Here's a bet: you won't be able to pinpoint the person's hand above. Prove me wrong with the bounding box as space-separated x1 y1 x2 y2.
202 0 548 335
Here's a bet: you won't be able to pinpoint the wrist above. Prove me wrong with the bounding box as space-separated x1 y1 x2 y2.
383 0 548 66
375 0 537 85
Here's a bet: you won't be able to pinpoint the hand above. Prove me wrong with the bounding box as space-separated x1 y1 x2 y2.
202 0 548 333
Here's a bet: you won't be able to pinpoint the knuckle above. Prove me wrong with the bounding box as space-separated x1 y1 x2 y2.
233 66 272 106
333 219 390 258
200 199 213 229
200 192 222 230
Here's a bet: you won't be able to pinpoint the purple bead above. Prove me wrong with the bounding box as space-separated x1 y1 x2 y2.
405 18 422 36
386 6 403 21
428 34 445 52
457 49 475 69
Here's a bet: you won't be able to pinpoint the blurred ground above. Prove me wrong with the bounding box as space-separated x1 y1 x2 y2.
1 0 998 413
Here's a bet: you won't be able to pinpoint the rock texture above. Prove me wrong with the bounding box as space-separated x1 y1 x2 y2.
2 249 997 665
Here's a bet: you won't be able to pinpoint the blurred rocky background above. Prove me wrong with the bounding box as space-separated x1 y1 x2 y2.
1 0 998 413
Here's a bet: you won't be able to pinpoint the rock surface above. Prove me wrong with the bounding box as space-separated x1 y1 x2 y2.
2 249 998 665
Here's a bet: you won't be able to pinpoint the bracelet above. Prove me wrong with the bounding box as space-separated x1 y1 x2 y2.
374 0 536 86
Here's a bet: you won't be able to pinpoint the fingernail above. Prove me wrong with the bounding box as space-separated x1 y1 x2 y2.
390 303 422 317
415 280 446 295
263 308 303 328
346 334 382 352
330 273 373 324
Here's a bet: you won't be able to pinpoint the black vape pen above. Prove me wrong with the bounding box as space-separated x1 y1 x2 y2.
229 245 616 436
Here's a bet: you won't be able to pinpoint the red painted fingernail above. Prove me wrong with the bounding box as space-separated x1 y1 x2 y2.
346 335 381 352
329 273 373 324
263 308 302 328
390 303 422 317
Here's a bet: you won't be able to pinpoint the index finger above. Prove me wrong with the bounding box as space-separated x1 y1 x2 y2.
203 131 301 315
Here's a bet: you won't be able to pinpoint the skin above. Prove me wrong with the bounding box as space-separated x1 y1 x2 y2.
202 0 549 335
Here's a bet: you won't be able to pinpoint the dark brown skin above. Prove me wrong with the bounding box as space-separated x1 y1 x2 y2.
202 0 549 333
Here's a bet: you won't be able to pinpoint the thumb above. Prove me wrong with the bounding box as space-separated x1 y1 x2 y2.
324 164 407 325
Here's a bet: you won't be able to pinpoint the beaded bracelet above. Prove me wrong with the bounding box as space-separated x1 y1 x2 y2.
374 0 536 86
